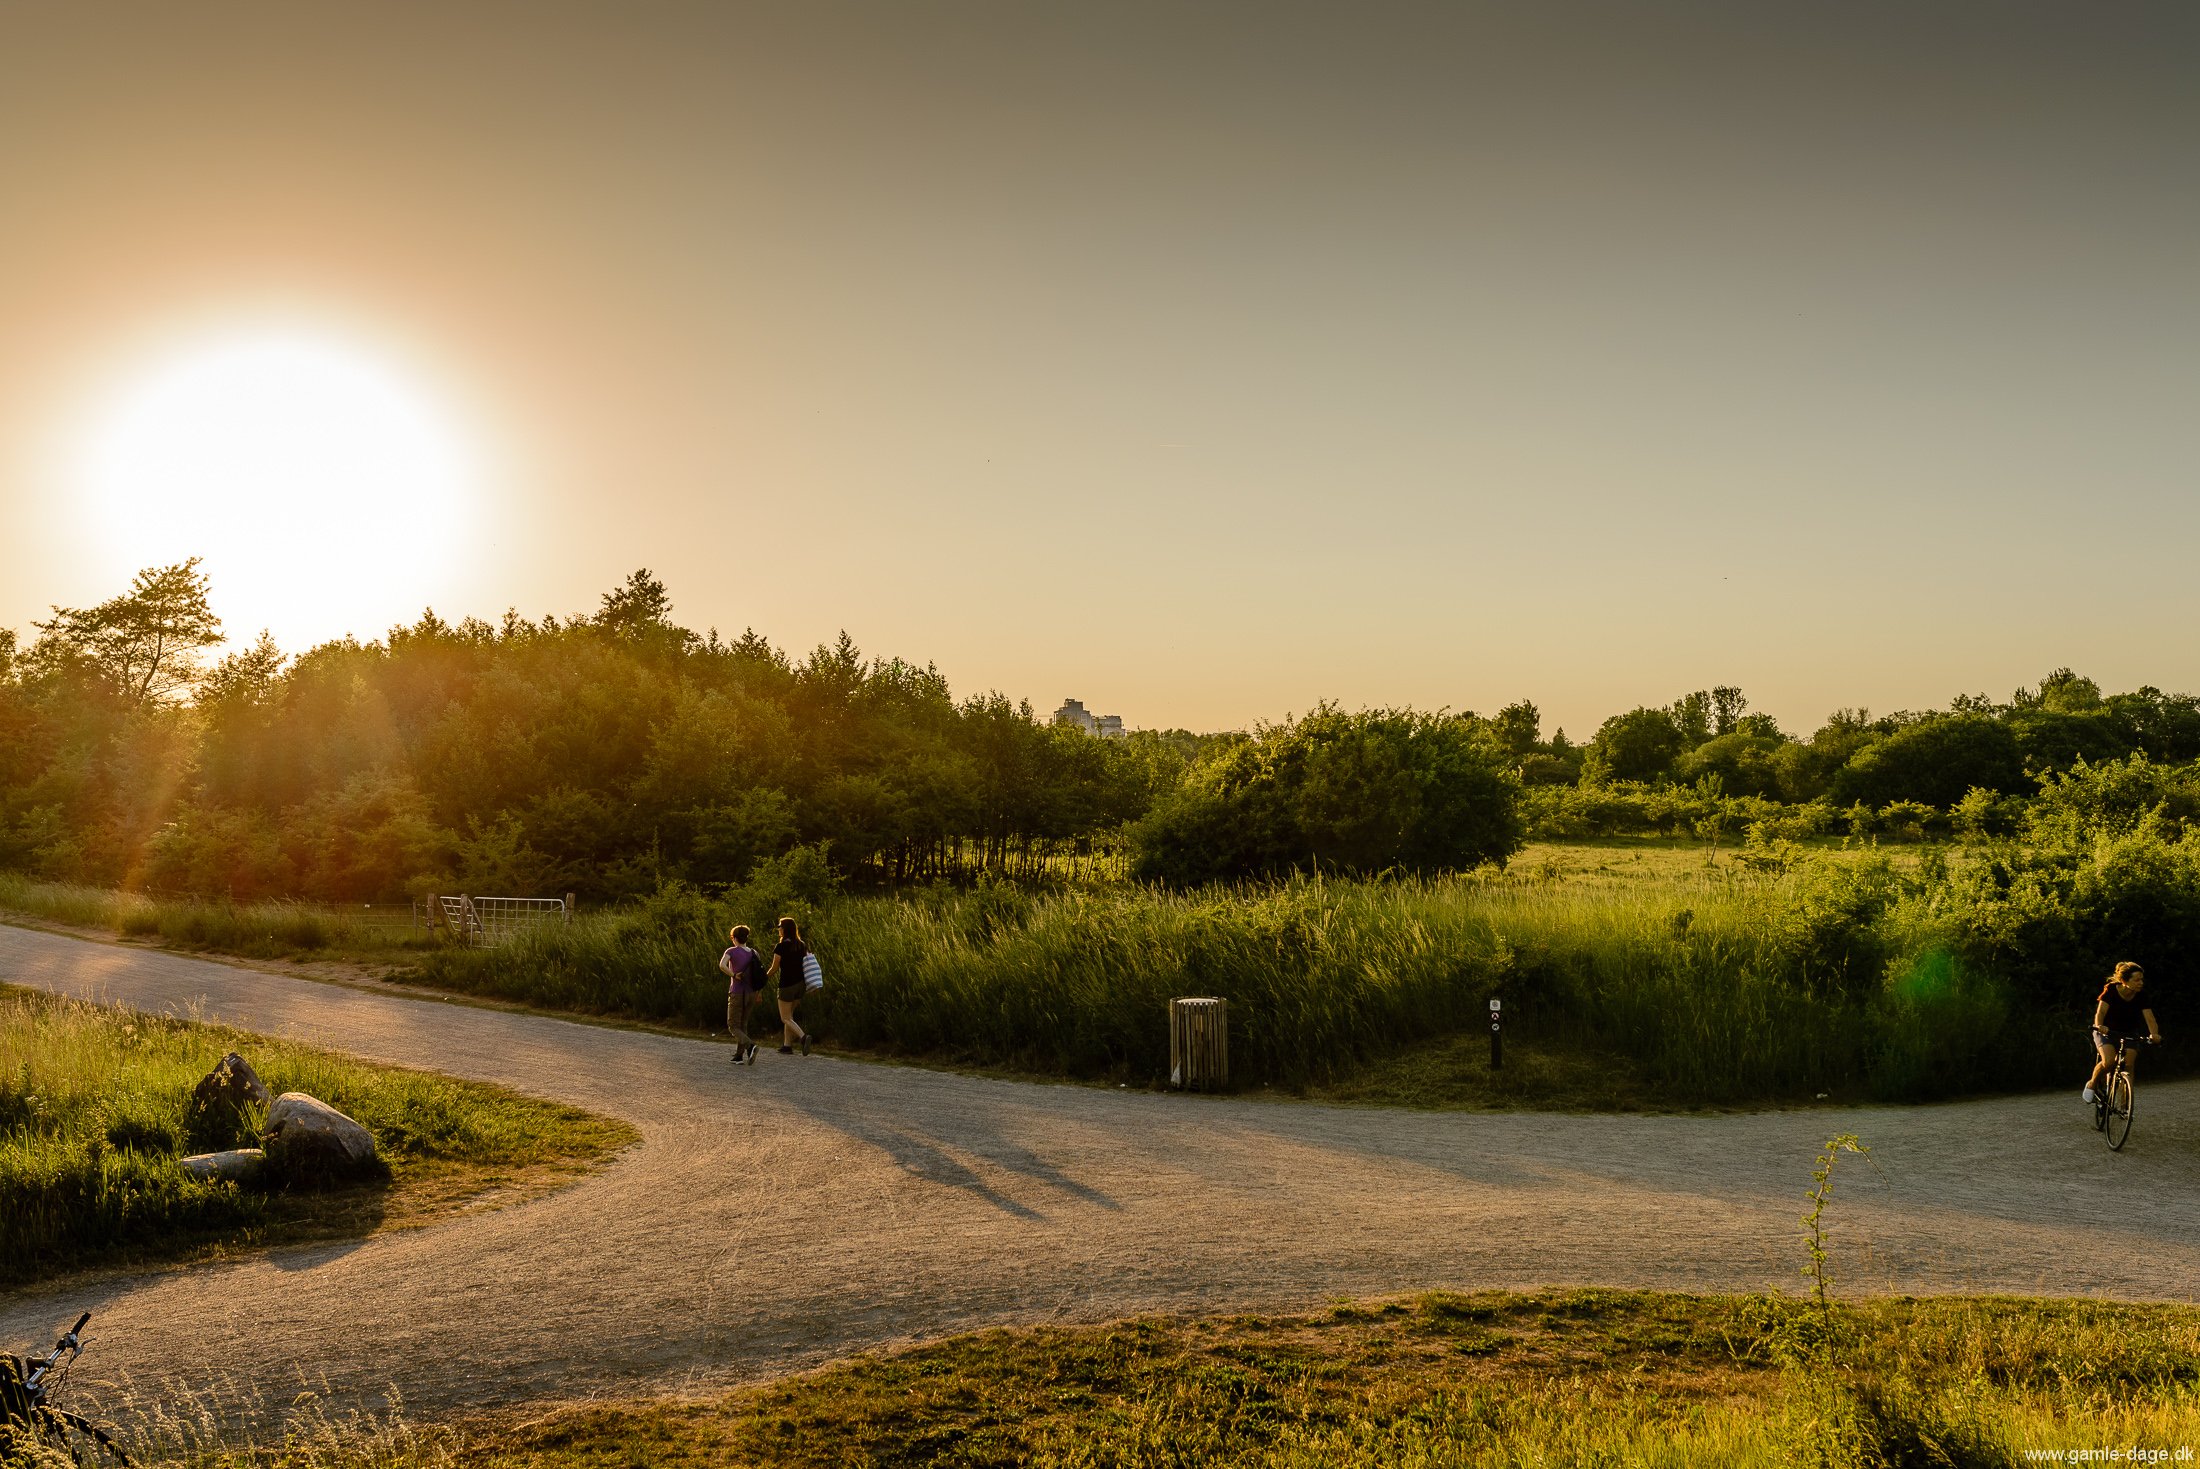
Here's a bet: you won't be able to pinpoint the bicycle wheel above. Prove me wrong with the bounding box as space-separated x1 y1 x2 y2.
2106 1070 2136 1152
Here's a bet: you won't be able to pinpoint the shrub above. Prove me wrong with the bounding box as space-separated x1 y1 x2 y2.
1831 716 2025 809
1129 707 1522 886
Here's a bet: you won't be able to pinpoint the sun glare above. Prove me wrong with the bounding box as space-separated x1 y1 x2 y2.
63 321 493 652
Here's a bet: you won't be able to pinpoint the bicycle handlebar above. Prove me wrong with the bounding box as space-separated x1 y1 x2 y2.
68 1312 90 1338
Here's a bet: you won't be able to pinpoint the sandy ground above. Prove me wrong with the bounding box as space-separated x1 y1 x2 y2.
3 922 2196 1419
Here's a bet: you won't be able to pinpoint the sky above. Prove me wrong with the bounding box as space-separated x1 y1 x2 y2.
1 2 2195 740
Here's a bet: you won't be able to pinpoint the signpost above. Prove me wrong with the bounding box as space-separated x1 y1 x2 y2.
1489 997 1503 1071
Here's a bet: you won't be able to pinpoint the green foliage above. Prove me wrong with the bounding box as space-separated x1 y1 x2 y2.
1584 706 1685 784
1128 706 1522 885
0 568 1160 899
1831 715 2025 809
0 986 627 1283
1674 731 1788 799
24 558 223 704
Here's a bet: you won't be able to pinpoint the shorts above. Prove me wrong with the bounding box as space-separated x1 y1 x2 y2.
777 984 807 1005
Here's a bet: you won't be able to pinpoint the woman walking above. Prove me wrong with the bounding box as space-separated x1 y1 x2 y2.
764 916 813 1055
718 924 765 1064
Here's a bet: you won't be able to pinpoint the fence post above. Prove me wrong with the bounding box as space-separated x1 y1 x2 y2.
563 892 576 925
1169 997 1229 1092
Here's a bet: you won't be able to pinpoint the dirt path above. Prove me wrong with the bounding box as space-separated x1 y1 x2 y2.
4 923 2197 1418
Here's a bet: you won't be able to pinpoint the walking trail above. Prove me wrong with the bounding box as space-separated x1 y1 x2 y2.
4 923 2197 1418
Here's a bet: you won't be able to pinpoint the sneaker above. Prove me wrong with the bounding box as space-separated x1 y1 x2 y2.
778 1045 794 1055
745 1044 759 1065
2083 1087 2098 1104
799 1033 811 1056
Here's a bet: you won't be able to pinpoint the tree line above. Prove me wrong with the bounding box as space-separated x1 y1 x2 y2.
5 560 2199 899
0 563 1197 900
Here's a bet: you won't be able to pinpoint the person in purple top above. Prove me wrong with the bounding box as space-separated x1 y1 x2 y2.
718 923 766 1065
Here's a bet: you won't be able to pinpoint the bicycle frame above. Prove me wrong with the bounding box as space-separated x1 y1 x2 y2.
2092 1032 2150 1152
2 1313 130 1466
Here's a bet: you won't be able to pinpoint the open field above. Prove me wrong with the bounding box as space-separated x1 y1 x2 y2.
0 983 635 1286
45 1291 2200 1467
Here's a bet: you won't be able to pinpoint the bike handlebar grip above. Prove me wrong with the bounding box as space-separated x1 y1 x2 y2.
69 1312 89 1336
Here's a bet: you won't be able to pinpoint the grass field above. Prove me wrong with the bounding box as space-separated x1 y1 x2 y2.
0 985 635 1285
67 1290 2200 1467
0 837 2118 1111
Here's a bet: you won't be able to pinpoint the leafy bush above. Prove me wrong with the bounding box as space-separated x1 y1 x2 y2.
1128 706 1522 885
1831 716 2025 809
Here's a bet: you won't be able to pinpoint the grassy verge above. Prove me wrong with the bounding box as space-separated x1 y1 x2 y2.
81 1291 2200 1467
0 985 636 1286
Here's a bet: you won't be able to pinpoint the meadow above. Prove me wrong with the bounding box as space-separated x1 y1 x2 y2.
0 985 634 1284
3 833 2148 1109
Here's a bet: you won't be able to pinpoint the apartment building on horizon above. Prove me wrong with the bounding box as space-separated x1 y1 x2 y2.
1052 698 1125 739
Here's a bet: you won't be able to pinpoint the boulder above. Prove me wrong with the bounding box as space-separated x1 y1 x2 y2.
178 1148 268 1185
261 1093 380 1183
191 1052 272 1120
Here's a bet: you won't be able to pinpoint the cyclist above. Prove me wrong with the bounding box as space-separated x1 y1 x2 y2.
2083 961 2162 1105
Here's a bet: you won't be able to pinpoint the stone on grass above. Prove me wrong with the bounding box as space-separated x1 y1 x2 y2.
261 1093 380 1184
178 1148 268 1185
192 1052 272 1120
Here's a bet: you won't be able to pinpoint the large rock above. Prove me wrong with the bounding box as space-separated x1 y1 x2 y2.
191 1052 272 1121
178 1148 268 1185
261 1093 380 1183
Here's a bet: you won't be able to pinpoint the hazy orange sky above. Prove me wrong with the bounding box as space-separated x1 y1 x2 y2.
3 3 2195 739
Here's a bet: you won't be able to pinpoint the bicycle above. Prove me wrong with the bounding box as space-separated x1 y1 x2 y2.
2090 1032 2158 1153
1 1312 132 1465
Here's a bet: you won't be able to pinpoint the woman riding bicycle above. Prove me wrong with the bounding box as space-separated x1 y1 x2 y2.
2083 961 2162 1105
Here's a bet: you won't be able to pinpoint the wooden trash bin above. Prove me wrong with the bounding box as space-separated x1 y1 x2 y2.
1169 997 1229 1091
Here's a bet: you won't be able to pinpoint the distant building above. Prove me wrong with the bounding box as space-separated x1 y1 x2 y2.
1053 698 1127 738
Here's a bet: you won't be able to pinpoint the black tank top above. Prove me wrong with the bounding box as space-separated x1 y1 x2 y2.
2098 982 2149 1036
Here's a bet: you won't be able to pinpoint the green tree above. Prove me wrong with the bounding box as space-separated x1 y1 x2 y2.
1492 700 1541 757
1585 707 1684 784
1831 715 2024 809
29 559 223 703
1710 685 1747 736
1130 706 1522 885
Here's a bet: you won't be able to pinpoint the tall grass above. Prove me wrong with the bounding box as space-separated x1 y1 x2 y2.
394 850 2084 1103
5 846 2122 1104
0 873 425 958
0 987 628 1284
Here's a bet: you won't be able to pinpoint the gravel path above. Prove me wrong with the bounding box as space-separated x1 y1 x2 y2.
4 922 2197 1417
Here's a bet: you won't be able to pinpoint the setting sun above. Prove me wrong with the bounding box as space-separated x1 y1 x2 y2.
61 320 492 649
